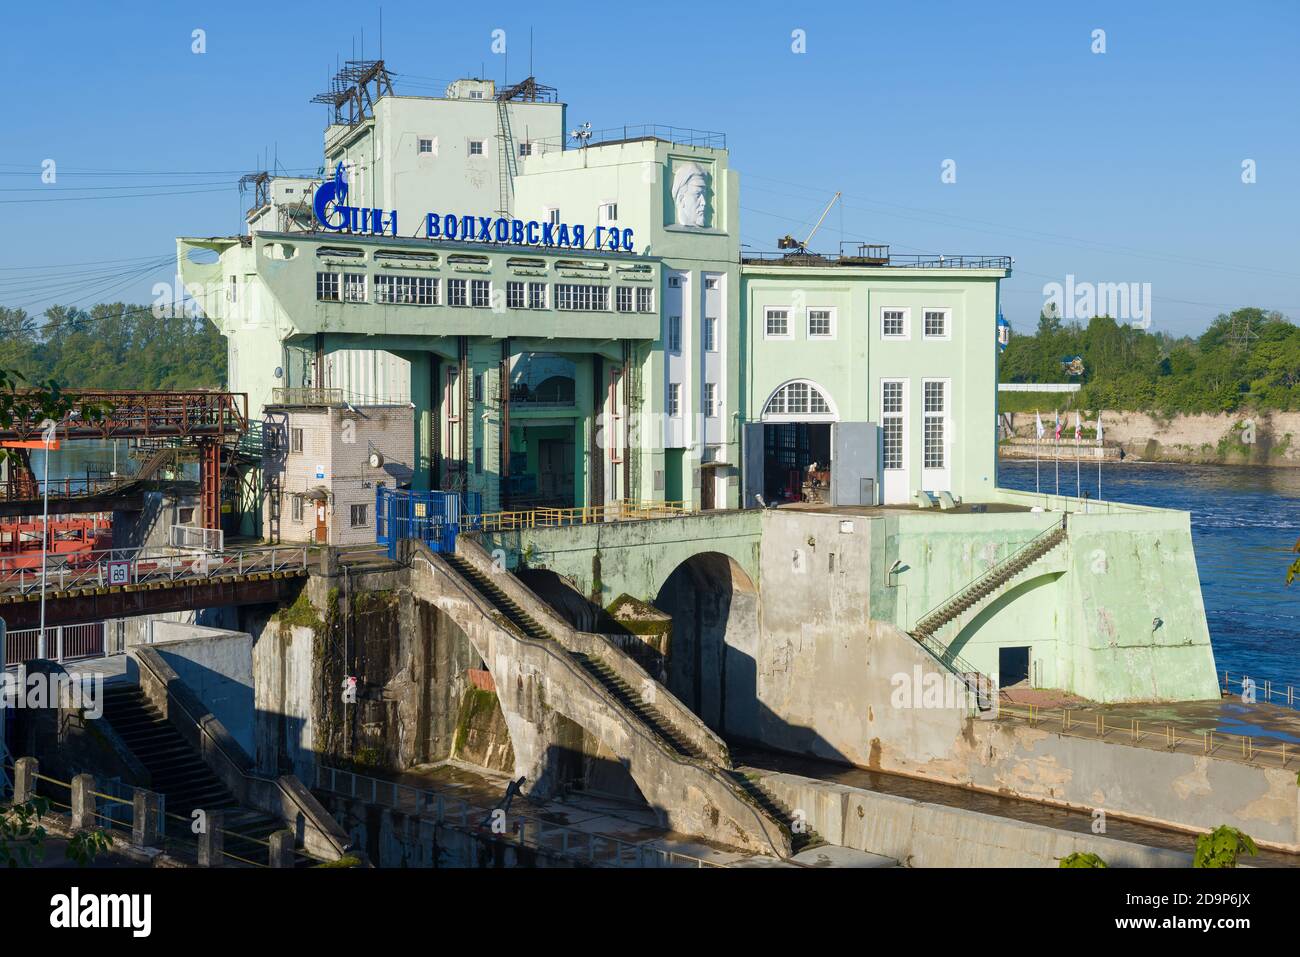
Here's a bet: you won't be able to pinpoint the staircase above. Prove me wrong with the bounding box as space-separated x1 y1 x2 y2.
722 769 822 853
101 686 300 866
429 546 800 857
907 517 1068 701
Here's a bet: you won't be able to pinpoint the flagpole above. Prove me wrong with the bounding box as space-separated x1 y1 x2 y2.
1054 411 1060 498
1035 410 1040 494
1097 411 1104 507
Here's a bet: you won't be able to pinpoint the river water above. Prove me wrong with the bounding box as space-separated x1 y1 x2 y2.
999 459 1300 691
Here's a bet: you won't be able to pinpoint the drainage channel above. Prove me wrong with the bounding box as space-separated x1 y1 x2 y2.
732 746 1300 868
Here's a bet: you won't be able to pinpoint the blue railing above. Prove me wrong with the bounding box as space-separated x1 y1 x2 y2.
376 487 483 559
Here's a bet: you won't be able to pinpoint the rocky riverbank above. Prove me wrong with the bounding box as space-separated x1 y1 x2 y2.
998 410 1300 467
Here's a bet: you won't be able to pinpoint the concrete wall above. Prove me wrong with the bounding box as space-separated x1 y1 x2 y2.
146 625 255 757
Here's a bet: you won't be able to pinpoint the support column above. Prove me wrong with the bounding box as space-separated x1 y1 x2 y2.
132 788 160 848
13 757 37 804
71 773 96 830
269 830 296 868
198 809 225 867
199 439 221 530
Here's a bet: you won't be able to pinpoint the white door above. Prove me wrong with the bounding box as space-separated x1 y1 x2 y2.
920 378 952 493
881 378 909 504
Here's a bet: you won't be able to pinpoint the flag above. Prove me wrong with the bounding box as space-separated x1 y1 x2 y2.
1074 412 1082 442
1035 411 1045 440
1054 412 1062 442
1096 412 1104 445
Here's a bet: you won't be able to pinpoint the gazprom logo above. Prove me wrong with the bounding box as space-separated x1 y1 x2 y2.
313 162 398 236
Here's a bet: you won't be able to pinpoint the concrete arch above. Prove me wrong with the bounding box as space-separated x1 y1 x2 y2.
653 552 760 736
944 569 1067 672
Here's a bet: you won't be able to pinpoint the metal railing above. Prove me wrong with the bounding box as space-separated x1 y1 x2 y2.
3 618 126 667
530 124 726 157
913 516 1067 636
270 387 345 407
464 500 689 534
997 703 1300 772
1221 672 1300 710
0 542 309 596
741 244 1012 271
314 764 725 868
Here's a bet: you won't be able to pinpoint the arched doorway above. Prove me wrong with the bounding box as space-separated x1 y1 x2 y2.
757 379 838 505
653 552 759 737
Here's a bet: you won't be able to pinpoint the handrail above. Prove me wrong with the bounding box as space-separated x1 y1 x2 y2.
913 515 1067 634
412 547 789 856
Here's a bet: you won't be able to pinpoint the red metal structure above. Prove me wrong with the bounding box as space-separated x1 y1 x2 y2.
1 390 249 529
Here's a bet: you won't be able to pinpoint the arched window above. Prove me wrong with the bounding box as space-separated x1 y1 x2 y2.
762 380 837 422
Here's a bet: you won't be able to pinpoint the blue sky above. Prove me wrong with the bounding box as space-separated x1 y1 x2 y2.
2 0 1296 334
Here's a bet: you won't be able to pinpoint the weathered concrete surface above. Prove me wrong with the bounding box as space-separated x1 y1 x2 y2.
410 540 791 856
151 626 255 757
756 770 1192 867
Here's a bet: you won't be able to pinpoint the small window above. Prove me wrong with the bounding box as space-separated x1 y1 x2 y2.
290 428 304 453
808 308 834 338
703 383 717 418
705 277 719 290
284 187 295 195
882 308 909 339
547 208 561 226
668 383 681 417
468 139 485 156
668 276 682 288
350 503 369 527
473 373 484 402
418 138 434 155
179 507 195 525
343 273 367 303
291 497 304 523
448 278 468 307
528 282 548 309
924 308 950 339
474 447 484 473
316 272 340 302
636 287 653 313
616 287 633 312
507 281 525 309
600 202 618 223
703 316 717 352
518 142 533 157
765 308 790 339
668 315 681 352
471 279 491 308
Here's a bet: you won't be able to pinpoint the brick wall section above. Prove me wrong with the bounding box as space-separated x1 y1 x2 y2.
264 403 415 546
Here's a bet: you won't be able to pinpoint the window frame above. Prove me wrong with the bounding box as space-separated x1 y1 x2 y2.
881 379 906 472
667 382 681 417
315 272 340 303
349 503 369 528
703 316 717 352
807 307 837 340
881 306 911 340
467 138 486 157
922 378 948 470
922 306 952 341
703 382 717 418
764 307 793 341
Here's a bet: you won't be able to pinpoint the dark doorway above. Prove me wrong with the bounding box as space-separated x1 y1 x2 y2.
998 646 1031 688
700 465 717 510
762 423 832 504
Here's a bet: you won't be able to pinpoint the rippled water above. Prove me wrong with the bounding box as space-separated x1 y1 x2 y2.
999 460 1300 690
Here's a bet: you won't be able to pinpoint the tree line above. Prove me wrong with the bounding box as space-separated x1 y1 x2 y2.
999 307 1300 415
0 302 226 391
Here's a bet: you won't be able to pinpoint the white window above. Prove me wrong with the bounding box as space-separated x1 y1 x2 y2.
763 381 833 419
808 308 835 338
882 307 910 339
471 279 491 308
765 307 791 339
616 287 634 312
468 139 485 156
923 380 946 469
316 272 340 302
703 383 717 418
518 142 533 157
291 496 303 523
668 383 681 416
882 380 904 471
667 315 682 352
469 90 484 100
290 427 304 453
342 273 367 303
418 138 434 155
705 277 719 290
507 281 525 309
556 284 609 311
546 208 561 226
636 287 653 312
600 202 618 223
528 282 548 309
448 279 467 307
703 316 717 352
923 308 950 340
350 503 369 527
376 275 437 305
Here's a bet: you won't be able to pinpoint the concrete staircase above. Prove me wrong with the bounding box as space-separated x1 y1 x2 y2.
101 685 299 866
422 543 800 857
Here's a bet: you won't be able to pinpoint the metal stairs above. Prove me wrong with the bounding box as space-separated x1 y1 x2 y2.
494 99 518 217
101 686 305 866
